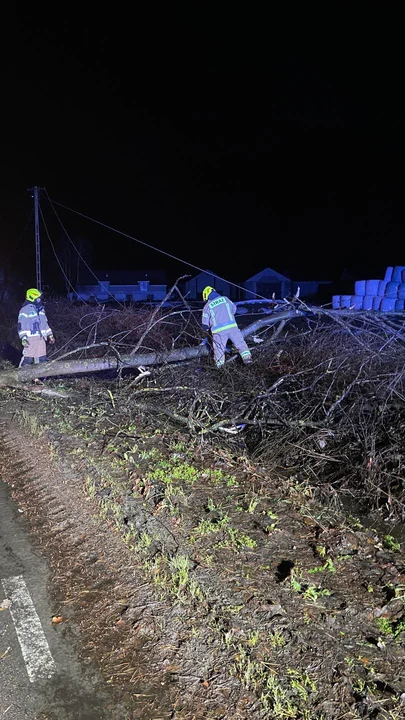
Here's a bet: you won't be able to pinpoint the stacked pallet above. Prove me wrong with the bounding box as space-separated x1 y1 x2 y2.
333 266 405 311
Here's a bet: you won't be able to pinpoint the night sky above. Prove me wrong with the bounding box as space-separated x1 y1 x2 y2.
2 8 404 292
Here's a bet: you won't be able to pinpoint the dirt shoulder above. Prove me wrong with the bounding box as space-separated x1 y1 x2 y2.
1 379 405 720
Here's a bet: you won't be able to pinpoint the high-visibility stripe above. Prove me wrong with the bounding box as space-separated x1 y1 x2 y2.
226 302 234 323
209 305 217 325
18 330 43 337
212 322 238 334
18 310 45 314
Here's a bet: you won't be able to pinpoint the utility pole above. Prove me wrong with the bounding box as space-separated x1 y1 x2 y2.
33 186 41 291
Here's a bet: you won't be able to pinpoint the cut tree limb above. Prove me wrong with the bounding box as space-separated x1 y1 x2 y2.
0 309 302 387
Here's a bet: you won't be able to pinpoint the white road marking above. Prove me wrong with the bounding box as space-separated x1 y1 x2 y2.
1 575 56 682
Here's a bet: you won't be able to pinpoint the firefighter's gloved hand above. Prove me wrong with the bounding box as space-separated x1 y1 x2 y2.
21 337 29 348
48 335 55 344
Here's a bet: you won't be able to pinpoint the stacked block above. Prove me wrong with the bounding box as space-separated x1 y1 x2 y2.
332 266 405 312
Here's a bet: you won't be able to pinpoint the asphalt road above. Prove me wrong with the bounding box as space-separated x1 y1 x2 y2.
0 478 127 720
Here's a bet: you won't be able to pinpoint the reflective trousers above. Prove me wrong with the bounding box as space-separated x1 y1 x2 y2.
212 327 252 367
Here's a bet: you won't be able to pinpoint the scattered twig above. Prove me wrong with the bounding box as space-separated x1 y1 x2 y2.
129 276 189 355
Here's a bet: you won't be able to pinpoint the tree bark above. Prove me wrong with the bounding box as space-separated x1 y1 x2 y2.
0 310 301 387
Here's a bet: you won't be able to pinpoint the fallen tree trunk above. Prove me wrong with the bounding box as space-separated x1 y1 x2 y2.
240 310 303 336
0 310 302 387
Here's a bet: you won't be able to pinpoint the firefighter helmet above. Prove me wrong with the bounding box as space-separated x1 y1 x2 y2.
26 288 42 302
202 286 215 301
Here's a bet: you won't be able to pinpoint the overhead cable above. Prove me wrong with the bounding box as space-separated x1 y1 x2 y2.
44 194 268 300
44 189 126 308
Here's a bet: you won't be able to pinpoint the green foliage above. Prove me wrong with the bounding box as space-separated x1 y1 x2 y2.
268 630 286 648
144 553 203 603
138 447 159 461
290 569 331 602
224 604 244 615
287 669 317 699
303 586 331 602
84 475 96 499
161 484 187 515
246 495 260 513
17 408 45 436
169 440 186 452
215 526 257 551
191 514 230 540
149 458 201 485
307 557 336 574
290 571 302 593
232 647 318 718
208 468 237 486
169 554 190 598
246 630 260 647
346 515 363 530
375 616 405 638
139 531 152 549
383 535 401 552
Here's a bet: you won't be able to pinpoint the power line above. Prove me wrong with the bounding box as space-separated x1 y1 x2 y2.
44 194 267 300
39 203 87 299
40 201 150 360
43 189 126 308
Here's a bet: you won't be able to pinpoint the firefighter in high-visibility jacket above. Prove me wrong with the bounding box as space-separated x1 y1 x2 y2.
18 288 55 367
201 286 252 368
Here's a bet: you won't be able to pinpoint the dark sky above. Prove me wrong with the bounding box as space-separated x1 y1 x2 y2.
1 8 404 291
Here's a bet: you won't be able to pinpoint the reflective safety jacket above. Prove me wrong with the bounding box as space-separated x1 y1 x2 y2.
18 301 53 340
202 291 238 334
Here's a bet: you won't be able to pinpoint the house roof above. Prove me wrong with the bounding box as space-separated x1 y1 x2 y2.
186 269 230 284
188 269 217 279
244 267 290 283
